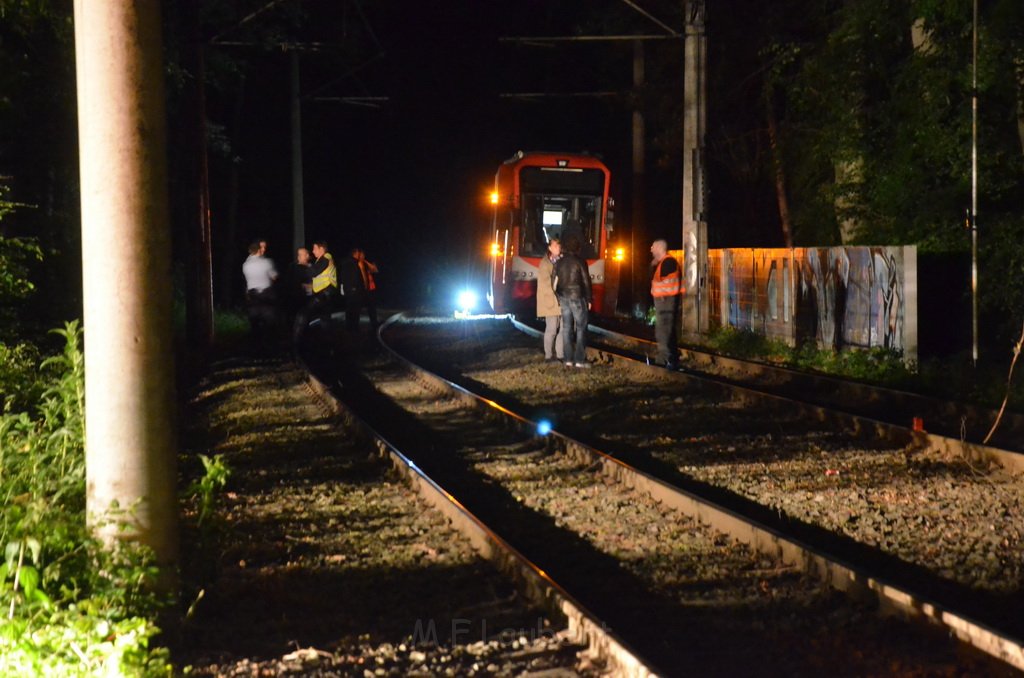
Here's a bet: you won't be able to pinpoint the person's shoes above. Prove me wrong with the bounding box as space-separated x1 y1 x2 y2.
574 361 591 369
564 361 575 367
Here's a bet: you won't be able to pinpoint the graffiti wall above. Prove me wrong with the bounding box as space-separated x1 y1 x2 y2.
707 246 917 362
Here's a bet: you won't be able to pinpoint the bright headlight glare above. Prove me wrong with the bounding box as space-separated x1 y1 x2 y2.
456 289 478 311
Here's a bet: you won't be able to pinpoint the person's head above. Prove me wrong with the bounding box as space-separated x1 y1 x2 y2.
258 239 268 256
351 247 363 260
547 238 561 258
563 234 582 255
650 239 668 261
248 241 261 256
312 240 328 259
296 247 310 265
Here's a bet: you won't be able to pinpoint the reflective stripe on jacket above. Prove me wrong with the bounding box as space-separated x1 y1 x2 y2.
651 257 682 298
312 253 337 293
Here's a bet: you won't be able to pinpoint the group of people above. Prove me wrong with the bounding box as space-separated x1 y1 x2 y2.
536 236 682 369
241 238 380 351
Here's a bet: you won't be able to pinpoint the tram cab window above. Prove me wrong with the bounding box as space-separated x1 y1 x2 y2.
521 194 600 259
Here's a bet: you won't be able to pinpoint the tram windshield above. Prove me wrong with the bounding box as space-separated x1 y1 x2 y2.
517 167 605 259
520 194 601 258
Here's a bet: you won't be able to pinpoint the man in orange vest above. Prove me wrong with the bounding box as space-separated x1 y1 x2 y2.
650 239 682 369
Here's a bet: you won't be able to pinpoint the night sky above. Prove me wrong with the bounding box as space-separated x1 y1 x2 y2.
202 1 684 308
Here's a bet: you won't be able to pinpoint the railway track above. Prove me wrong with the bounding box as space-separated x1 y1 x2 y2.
295 314 1024 675
583 316 1024 465
178 360 592 676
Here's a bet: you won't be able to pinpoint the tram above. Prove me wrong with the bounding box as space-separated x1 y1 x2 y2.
487 151 622 316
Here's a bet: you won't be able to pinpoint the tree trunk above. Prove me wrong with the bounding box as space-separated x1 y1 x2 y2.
765 87 793 248
1016 56 1024 157
185 0 214 351
218 76 246 309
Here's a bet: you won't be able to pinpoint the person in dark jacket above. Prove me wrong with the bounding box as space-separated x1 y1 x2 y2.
293 240 337 343
553 235 592 367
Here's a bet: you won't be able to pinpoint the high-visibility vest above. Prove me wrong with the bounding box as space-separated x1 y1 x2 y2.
651 257 682 298
312 253 337 293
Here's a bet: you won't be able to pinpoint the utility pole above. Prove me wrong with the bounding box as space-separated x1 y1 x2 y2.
682 0 708 338
291 49 306 253
73 0 178 567
631 39 646 310
970 0 979 366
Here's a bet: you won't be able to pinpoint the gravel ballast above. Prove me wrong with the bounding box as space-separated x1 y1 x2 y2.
384 316 1024 599
177 360 587 676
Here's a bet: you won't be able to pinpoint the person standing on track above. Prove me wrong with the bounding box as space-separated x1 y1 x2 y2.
650 238 682 369
242 240 279 353
340 246 379 332
554 235 592 368
537 237 564 362
294 240 338 342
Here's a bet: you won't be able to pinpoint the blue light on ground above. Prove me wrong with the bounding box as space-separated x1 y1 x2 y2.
536 419 552 436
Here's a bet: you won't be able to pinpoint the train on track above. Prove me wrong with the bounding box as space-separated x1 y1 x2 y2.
486 151 623 317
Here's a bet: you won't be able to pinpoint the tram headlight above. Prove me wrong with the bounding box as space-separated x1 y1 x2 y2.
456 289 478 314
489 242 502 257
613 247 626 262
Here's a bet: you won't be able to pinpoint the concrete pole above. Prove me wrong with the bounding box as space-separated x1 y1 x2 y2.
682 0 708 338
74 0 178 566
291 50 306 253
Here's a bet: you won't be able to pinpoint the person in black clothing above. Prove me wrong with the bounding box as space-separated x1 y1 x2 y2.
553 235 592 368
287 247 313 313
294 240 338 342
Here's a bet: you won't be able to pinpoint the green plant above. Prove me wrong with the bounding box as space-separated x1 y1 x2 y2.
0 321 173 675
188 454 231 527
0 341 43 413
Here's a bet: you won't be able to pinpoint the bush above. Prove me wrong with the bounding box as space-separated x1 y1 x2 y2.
0 321 173 676
0 341 44 412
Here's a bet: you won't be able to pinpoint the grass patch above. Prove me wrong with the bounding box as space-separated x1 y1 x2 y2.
699 326 1024 411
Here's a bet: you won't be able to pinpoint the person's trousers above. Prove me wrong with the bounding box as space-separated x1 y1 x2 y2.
560 297 589 364
655 307 678 366
345 291 365 331
294 289 336 341
543 314 564 359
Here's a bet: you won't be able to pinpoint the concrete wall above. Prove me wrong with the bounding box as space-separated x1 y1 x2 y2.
706 246 917 363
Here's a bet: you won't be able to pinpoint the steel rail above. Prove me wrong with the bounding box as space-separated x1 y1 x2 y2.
386 313 1024 672
562 318 1024 472
297 343 659 678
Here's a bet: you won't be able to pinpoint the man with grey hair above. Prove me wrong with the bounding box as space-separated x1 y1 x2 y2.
650 239 682 368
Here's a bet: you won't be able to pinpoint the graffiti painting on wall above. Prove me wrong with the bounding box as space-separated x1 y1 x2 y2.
714 246 910 355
